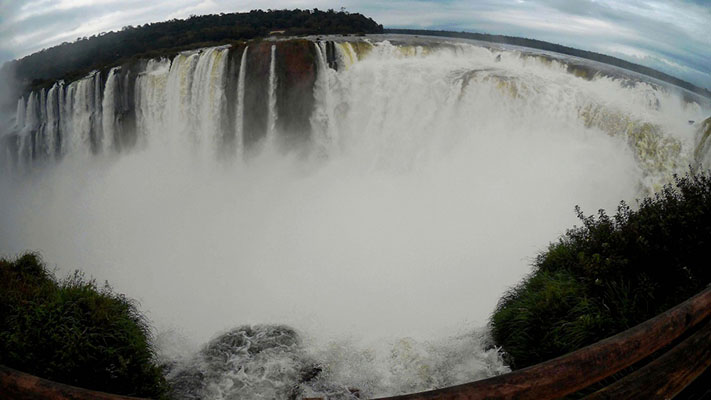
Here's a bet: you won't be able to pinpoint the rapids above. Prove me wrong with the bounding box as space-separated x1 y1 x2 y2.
1 35 710 398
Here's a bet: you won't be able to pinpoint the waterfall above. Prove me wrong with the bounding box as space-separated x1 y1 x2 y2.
135 58 171 145
56 81 69 158
15 97 25 130
317 41 327 64
266 44 278 144
37 88 46 159
235 46 248 153
20 91 39 168
131 47 230 153
58 73 102 157
311 42 335 152
93 71 103 152
335 42 357 69
23 91 39 132
60 82 74 157
64 81 78 155
102 68 120 153
164 52 200 144
189 47 229 149
8 38 708 170
45 83 60 159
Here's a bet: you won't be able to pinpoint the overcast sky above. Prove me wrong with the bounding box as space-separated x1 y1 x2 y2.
1 0 709 89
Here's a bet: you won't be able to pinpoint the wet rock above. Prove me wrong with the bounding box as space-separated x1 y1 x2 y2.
275 40 317 147
168 325 323 400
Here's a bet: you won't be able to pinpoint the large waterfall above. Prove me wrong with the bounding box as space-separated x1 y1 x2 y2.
1 35 710 399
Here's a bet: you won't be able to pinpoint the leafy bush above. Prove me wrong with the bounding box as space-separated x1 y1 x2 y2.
0 253 169 398
491 171 711 369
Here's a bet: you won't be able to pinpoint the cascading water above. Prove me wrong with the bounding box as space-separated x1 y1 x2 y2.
1 36 710 399
311 42 339 153
164 52 200 145
235 46 248 153
267 44 278 144
102 67 120 153
190 47 230 151
45 82 60 159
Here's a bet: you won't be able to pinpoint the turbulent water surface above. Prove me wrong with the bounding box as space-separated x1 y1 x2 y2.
1 35 710 398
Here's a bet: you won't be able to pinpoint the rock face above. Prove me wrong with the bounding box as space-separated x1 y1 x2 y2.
276 40 317 147
166 325 322 400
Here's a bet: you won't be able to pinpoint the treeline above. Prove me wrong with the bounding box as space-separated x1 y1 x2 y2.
3 9 382 90
387 29 711 99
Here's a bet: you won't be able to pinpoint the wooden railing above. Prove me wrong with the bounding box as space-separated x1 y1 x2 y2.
0 365 145 400
2 287 711 400
371 286 711 400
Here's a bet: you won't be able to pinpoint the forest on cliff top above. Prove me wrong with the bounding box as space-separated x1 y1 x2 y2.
1 9 382 92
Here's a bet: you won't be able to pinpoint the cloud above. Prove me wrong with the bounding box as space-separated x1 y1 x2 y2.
478 9 639 38
0 0 709 88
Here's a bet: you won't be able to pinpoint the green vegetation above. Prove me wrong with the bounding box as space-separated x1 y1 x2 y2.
491 171 711 369
2 9 382 92
0 253 168 398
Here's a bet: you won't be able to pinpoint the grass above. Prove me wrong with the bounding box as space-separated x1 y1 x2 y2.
491 171 711 369
0 253 169 398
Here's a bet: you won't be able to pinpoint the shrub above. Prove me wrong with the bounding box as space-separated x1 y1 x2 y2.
0 253 169 398
491 171 711 369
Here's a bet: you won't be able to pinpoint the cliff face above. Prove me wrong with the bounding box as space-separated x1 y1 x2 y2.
241 40 317 148
275 40 317 147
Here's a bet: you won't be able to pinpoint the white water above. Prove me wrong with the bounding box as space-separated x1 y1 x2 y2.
19 91 38 167
15 97 26 130
163 52 200 146
1 37 710 398
267 44 278 144
235 46 248 154
191 47 229 152
66 73 98 157
311 42 337 153
45 82 60 159
102 68 119 153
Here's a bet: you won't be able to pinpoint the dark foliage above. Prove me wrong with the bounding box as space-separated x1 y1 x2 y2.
386 29 711 99
491 171 711 369
3 9 382 92
0 253 169 398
